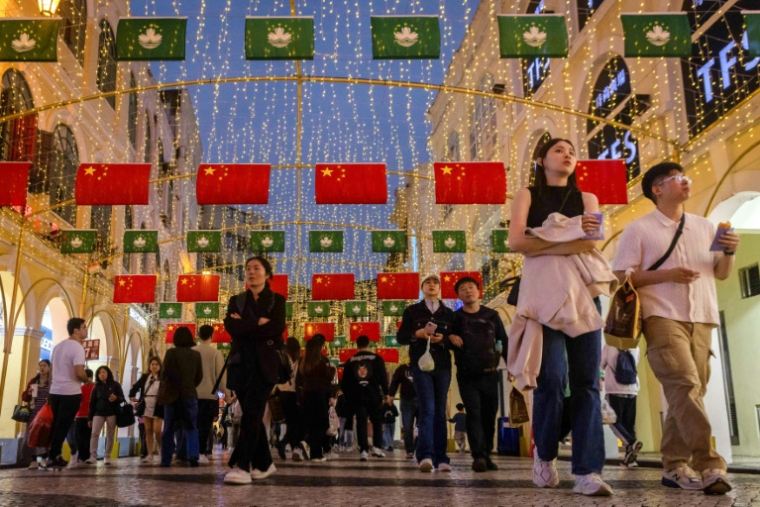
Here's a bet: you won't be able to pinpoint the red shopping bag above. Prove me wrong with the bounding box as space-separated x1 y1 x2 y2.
27 402 53 448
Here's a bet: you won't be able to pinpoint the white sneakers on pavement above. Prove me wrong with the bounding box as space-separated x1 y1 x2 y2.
197 455 210 466
103 457 111 466
251 463 277 480
419 458 434 473
437 463 452 473
662 466 703 490
224 466 252 485
360 451 369 462
702 468 732 495
370 448 385 458
532 454 559 488
573 473 614 496
324 451 339 461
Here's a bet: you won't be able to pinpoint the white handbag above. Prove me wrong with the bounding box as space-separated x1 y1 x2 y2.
418 337 435 372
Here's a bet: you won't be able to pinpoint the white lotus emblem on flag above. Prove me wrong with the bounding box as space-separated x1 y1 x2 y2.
390 304 399 313
11 33 36 53
268 27 292 48
134 236 147 248
166 307 175 315
138 28 162 49
203 306 212 315
70 237 83 249
394 26 418 47
444 236 457 249
523 26 547 47
383 236 396 248
197 236 209 248
352 305 361 314
315 306 324 314
646 25 670 46
261 236 274 248
504 239 509 248
320 236 333 249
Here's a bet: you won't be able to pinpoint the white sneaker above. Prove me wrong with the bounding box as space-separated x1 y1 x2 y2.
324 451 339 461
702 468 732 495
250 463 277 480
103 457 111 466
370 448 385 458
360 451 369 462
224 466 252 485
437 462 452 473
573 473 614 496
532 453 559 488
662 466 703 490
311 456 327 462
84 457 97 465
197 455 210 466
292 448 304 462
67 459 83 469
28 461 39 470
140 456 151 464
419 458 433 473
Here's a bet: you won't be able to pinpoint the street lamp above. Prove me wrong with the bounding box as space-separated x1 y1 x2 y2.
37 0 61 16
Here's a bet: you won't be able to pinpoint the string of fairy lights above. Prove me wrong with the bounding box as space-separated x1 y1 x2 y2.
1 0 758 363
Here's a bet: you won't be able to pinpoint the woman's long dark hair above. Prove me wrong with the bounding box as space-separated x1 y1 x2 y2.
300 337 325 377
533 138 579 195
95 365 115 386
285 337 301 363
31 359 52 385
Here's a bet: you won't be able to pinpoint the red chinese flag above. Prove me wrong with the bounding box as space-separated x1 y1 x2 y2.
434 162 506 204
211 323 231 343
376 348 399 363
113 275 156 303
376 272 419 300
304 322 335 342
312 273 354 301
339 349 356 363
337 367 344 381
440 271 483 299
315 163 387 204
166 323 197 344
196 164 270 205
575 160 628 205
176 274 220 302
269 274 289 299
75 164 150 205
0 162 30 207
349 322 380 342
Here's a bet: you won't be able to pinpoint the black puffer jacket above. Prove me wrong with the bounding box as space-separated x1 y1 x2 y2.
88 381 125 419
396 300 455 370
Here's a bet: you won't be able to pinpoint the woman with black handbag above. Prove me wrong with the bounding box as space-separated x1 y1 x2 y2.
129 357 164 464
20 359 52 468
87 366 125 465
223 255 286 485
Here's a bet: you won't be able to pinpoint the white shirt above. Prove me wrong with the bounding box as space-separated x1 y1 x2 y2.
50 339 86 395
600 344 640 395
424 298 440 314
612 210 721 326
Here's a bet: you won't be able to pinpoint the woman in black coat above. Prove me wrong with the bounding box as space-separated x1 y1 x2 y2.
223 256 286 485
88 366 125 465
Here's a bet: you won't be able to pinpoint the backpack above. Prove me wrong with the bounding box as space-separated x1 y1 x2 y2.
614 350 637 385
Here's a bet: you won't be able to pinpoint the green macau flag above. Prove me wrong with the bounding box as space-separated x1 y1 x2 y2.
61 230 97 254
286 301 294 320
382 300 406 317
333 336 346 348
245 17 314 60
116 17 187 61
123 230 159 253
491 229 510 253
371 16 440 59
344 301 368 317
159 303 183 319
372 230 407 253
251 230 285 253
0 18 60 62
187 231 221 253
745 11 760 58
195 303 219 319
384 335 399 348
432 230 467 253
497 15 568 58
309 231 343 253
621 14 691 57
307 301 331 318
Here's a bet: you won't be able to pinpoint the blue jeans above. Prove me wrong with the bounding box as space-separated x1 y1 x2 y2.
411 366 451 466
161 397 199 466
399 398 417 453
533 299 605 475
383 423 395 449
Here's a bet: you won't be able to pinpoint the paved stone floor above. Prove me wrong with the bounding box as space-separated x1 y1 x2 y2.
1 449 759 506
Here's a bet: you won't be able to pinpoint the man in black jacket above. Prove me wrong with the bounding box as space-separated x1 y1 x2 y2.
340 335 388 462
396 274 454 473
387 362 417 458
449 276 508 473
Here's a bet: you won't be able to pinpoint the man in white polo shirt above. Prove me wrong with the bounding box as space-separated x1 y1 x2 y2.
612 162 739 496
47 317 89 469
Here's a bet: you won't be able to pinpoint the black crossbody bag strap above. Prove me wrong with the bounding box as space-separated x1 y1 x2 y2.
647 214 685 271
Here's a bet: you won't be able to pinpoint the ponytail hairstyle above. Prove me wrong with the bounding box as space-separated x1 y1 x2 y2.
533 138 579 197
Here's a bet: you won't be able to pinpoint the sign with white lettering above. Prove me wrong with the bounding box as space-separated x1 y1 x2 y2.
83 339 99 361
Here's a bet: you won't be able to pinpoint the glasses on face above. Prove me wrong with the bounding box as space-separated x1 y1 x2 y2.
656 174 692 186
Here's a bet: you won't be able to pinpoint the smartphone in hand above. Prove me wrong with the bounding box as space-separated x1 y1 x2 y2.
710 221 733 252
582 212 604 240
423 321 438 335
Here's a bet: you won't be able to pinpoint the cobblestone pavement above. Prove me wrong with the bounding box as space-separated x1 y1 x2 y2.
1 449 759 506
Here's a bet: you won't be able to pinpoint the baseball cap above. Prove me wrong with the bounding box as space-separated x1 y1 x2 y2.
421 274 440 287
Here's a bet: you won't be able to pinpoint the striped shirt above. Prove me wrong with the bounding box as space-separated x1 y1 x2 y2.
612 210 721 326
